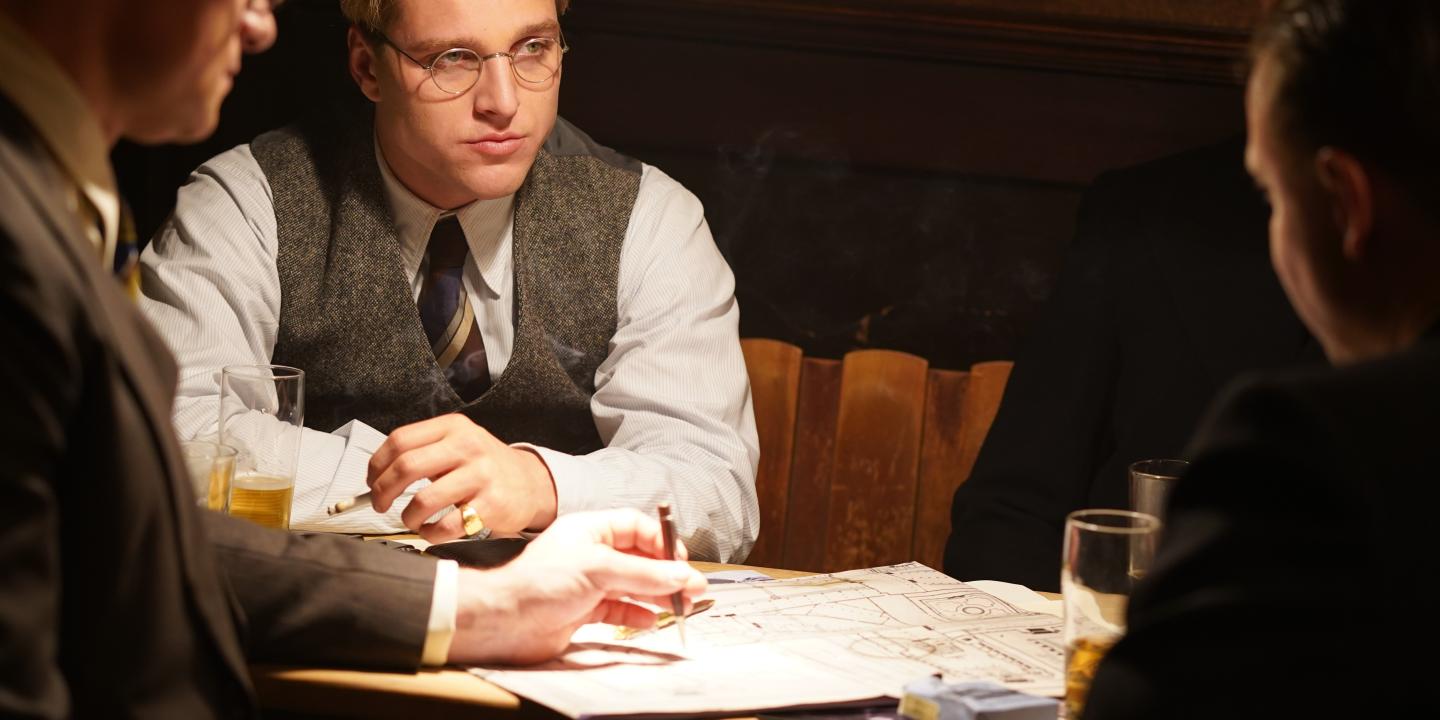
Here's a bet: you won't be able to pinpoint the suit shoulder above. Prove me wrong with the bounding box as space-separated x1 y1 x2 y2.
1190 344 1440 468
0 153 75 291
1187 368 1334 457
0 179 90 382
1229 342 1440 415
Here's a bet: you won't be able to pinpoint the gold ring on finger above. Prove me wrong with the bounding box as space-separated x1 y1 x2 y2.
457 503 490 540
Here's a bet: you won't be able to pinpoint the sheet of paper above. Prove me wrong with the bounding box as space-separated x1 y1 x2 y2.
472 562 1063 719
703 569 776 583
290 420 422 534
965 579 1063 617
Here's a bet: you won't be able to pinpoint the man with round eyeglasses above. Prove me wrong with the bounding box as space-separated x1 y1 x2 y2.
138 0 760 562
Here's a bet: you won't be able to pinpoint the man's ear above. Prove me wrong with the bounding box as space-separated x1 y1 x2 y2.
1315 147 1374 262
348 26 382 102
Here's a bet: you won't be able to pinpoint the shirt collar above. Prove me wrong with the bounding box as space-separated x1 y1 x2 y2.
373 136 513 295
0 12 120 262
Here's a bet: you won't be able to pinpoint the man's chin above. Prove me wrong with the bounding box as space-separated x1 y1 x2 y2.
458 160 535 201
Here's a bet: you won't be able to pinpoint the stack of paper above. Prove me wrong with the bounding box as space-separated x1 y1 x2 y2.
289 420 422 534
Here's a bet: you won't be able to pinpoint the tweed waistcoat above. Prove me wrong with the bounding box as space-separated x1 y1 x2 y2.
251 111 640 453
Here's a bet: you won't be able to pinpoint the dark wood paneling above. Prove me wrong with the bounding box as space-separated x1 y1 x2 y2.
553 2 1248 368
565 0 1259 85
559 30 1244 184
637 147 1084 367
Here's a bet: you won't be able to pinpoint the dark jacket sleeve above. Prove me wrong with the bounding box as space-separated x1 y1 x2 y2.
204 512 440 671
0 224 81 718
944 177 1123 591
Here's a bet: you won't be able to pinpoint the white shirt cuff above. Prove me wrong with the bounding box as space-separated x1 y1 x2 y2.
420 559 459 666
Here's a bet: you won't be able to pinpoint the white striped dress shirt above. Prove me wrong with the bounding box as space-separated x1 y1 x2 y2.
138 140 760 563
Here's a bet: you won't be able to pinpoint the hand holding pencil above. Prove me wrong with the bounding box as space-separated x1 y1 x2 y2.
444 509 707 665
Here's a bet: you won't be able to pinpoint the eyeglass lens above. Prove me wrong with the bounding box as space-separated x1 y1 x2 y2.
430 39 562 93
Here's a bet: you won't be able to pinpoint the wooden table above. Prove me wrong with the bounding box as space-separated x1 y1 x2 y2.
252 562 814 719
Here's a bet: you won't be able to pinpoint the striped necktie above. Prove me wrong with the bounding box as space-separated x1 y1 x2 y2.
417 215 491 400
113 200 140 301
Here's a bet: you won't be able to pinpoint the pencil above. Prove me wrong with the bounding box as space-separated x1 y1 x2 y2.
657 502 687 649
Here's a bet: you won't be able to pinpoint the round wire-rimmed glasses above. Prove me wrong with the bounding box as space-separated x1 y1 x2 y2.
374 30 569 95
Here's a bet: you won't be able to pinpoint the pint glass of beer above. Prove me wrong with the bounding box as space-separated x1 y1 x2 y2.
1061 509 1160 719
220 365 304 530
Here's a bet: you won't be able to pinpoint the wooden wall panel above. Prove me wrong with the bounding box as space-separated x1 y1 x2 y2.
558 32 1245 185
565 0 1260 84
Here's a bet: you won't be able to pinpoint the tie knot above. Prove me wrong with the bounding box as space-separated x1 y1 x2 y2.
426 215 469 270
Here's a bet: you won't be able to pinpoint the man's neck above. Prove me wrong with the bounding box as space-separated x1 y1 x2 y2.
1381 301 1440 354
1327 285 1440 365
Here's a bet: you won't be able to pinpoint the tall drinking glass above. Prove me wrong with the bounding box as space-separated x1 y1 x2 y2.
220 365 304 530
1128 458 1189 524
179 440 237 512
1061 509 1161 719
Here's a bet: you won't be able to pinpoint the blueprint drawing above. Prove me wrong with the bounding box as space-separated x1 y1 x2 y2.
472 562 1064 718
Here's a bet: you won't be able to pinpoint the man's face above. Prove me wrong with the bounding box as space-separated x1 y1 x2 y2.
117 0 278 144
1245 54 1348 354
362 0 562 209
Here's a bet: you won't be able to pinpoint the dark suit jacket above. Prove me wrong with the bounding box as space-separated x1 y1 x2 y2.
0 94 438 717
945 138 1321 591
1085 327 1440 718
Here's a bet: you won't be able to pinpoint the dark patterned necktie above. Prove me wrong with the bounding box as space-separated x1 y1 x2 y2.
417 215 491 399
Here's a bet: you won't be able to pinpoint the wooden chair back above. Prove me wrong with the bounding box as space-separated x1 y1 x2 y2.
738 339 803 568
738 339 1013 572
912 361 1014 570
823 350 930 571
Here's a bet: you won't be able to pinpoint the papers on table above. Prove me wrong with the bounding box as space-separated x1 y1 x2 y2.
703 569 775 584
289 420 424 534
965 580 1063 617
472 562 1064 719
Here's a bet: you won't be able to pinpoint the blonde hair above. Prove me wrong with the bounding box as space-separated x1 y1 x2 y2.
340 1 571 33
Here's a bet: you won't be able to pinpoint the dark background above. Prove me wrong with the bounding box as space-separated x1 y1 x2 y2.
112 0 1260 370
